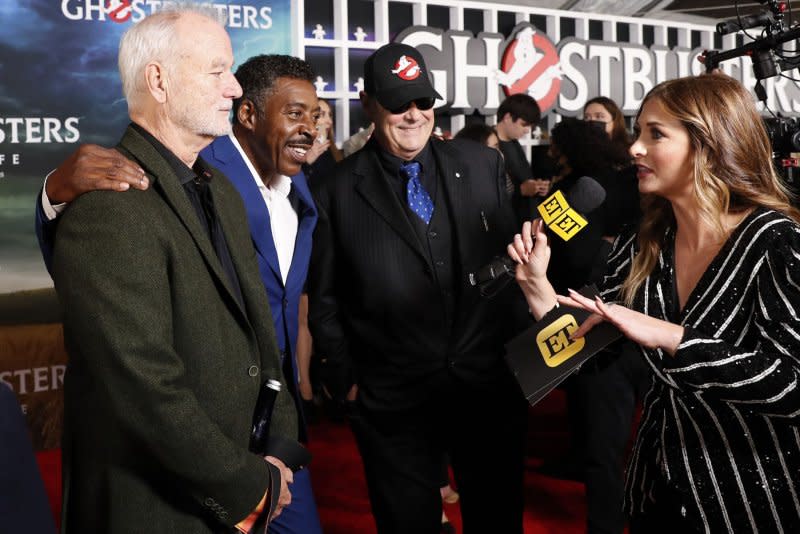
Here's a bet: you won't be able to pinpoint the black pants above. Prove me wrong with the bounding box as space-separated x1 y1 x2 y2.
347 375 527 534
568 342 650 534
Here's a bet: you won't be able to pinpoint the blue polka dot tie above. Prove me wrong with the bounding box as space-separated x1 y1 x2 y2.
401 161 434 225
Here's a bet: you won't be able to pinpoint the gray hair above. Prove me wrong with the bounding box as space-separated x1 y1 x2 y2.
118 2 226 113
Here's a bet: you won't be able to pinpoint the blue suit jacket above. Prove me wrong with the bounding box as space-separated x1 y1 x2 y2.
201 136 318 390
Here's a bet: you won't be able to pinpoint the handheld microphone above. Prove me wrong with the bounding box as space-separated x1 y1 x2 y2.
250 379 281 455
716 12 774 36
250 378 313 472
469 176 606 297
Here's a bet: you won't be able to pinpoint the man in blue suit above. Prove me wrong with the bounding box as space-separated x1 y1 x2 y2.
36 55 323 534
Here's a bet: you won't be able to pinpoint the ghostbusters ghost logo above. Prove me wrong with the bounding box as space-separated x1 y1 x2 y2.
496 24 562 112
391 55 422 81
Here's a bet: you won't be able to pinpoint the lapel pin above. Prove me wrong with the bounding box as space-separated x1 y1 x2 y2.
455 172 461 178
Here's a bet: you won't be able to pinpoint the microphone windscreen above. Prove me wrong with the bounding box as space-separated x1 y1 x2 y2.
567 176 606 215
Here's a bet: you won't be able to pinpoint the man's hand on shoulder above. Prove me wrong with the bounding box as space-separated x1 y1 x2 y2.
46 144 148 204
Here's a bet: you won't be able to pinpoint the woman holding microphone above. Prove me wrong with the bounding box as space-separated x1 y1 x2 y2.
510 74 800 532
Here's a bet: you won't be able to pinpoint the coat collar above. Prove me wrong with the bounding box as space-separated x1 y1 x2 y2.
204 135 317 289
118 126 248 320
352 138 474 270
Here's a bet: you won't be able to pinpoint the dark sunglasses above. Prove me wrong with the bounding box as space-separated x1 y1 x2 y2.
388 97 436 115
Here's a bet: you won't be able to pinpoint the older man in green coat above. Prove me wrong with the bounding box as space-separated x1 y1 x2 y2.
51 6 296 533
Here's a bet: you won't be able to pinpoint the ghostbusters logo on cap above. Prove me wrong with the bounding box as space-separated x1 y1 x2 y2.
391 55 421 81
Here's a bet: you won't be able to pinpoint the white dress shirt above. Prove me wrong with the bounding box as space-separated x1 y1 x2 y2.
228 134 297 284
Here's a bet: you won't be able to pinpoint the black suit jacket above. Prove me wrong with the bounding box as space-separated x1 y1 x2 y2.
308 138 526 411
52 126 296 533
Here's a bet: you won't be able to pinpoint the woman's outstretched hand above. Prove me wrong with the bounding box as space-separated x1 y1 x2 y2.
558 289 684 355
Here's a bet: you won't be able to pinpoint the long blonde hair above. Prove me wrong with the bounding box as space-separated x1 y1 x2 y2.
620 75 800 306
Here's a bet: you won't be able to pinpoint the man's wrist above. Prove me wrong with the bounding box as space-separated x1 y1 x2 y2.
41 173 67 221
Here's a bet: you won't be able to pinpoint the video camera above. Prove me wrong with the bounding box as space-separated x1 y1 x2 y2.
703 1 800 191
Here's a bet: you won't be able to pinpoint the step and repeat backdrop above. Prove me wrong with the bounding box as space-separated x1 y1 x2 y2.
0 0 291 449
3 0 800 447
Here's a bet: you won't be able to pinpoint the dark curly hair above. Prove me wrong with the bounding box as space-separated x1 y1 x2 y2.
550 117 630 177
233 54 315 118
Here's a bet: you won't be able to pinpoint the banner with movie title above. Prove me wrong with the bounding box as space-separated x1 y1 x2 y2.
0 0 292 449
0 0 292 296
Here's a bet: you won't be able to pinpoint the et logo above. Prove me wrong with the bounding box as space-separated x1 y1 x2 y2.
537 190 588 241
536 315 584 367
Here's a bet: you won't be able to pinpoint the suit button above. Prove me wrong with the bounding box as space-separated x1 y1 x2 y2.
448 360 456 368
204 497 215 507
282 298 289 309
248 365 259 377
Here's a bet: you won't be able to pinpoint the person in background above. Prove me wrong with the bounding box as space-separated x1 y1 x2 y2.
510 74 800 533
304 99 343 186
583 96 640 237
309 42 528 534
0 383 57 534
543 116 629 311
44 7 299 532
341 122 375 157
453 122 500 150
545 115 647 534
584 96 631 148
454 122 513 195
495 93 547 224
36 53 326 534
297 98 344 418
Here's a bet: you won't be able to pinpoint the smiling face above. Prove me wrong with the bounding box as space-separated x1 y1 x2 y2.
630 98 695 201
240 77 319 182
363 93 433 160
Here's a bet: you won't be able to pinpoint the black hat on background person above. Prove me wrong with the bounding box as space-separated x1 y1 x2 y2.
363 42 443 110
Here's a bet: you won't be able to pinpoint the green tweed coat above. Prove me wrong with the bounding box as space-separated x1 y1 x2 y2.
52 125 297 533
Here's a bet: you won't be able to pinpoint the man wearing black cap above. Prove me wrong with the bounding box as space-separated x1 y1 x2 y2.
308 42 528 534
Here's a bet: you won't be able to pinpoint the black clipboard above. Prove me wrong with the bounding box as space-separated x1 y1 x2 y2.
505 285 622 406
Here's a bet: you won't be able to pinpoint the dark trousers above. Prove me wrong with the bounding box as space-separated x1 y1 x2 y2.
348 375 527 534
568 342 649 534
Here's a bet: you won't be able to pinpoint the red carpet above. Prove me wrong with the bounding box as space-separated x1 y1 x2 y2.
307 390 586 534
36 391 587 533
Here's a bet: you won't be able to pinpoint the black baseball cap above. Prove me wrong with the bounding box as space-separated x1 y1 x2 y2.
364 42 443 111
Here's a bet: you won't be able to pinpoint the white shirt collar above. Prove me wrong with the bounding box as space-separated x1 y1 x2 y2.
227 133 292 198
